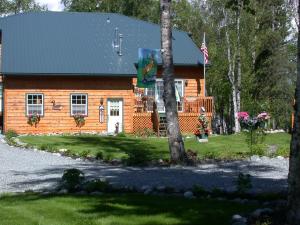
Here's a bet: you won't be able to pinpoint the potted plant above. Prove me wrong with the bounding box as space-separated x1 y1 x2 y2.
27 113 41 127
194 113 209 142
73 114 85 127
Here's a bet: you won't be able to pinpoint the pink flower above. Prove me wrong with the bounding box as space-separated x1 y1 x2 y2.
238 112 249 121
257 112 270 120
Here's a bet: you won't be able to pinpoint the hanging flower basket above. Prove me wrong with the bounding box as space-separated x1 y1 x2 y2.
73 115 85 127
27 113 41 127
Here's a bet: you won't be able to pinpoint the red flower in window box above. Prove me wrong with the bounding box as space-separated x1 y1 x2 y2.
73 114 85 127
27 113 41 127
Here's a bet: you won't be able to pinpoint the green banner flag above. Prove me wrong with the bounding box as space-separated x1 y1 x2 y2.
137 48 159 88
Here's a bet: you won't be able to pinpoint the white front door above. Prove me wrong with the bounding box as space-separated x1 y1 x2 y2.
107 99 123 133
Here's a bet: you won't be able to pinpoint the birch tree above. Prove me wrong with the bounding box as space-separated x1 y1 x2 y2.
160 0 187 163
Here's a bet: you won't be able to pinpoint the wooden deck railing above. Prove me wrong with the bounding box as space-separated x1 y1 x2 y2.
134 96 213 114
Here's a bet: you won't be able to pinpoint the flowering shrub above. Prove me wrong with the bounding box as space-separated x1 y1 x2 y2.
27 113 40 127
238 111 270 153
194 114 209 138
238 111 270 130
73 115 85 127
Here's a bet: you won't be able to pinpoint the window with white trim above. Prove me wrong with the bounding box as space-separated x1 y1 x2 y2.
26 94 44 116
71 94 88 116
146 79 184 112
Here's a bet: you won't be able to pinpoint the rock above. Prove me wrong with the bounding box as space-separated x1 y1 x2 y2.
232 214 247 223
111 159 122 165
261 156 270 161
156 185 166 192
184 191 194 199
76 190 87 195
276 156 285 160
58 189 68 194
141 185 151 192
251 208 273 218
90 191 103 196
250 155 261 161
59 148 68 153
144 189 152 195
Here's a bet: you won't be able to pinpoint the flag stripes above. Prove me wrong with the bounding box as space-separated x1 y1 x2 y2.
201 43 209 64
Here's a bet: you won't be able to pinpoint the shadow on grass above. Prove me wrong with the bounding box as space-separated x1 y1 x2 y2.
0 193 258 225
55 135 167 163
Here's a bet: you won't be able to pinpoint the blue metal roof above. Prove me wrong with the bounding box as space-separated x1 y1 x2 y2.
0 12 204 76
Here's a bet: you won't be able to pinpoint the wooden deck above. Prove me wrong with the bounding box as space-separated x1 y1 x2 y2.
133 96 213 134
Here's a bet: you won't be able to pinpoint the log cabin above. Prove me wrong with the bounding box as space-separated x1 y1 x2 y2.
0 12 213 135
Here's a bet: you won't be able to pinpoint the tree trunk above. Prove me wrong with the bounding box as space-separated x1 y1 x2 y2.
160 0 187 164
224 9 240 133
235 0 242 132
287 3 300 224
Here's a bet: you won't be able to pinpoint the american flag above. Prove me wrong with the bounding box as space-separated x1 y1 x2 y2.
201 42 209 64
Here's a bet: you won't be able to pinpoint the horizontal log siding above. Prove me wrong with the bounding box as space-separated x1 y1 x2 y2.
4 76 134 134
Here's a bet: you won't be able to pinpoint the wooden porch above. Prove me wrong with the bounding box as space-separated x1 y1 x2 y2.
133 96 213 135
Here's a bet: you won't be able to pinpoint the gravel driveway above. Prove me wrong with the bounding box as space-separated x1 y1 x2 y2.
0 135 289 193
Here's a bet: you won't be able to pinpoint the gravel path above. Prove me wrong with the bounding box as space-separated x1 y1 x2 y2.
0 135 289 193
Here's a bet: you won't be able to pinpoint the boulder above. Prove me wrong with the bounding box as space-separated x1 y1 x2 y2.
184 191 194 199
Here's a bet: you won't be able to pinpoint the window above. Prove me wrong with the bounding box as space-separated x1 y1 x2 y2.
71 94 87 116
26 94 44 116
145 79 184 112
175 80 184 112
109 100 120 116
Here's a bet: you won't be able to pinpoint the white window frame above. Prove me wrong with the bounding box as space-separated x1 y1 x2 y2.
70 94 88 116
26 93 44 116
146 79 184 112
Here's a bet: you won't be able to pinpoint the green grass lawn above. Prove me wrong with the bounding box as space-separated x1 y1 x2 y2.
19 132 291 161
0 193 258 225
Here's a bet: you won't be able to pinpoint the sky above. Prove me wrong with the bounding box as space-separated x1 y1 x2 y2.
35 0 64 11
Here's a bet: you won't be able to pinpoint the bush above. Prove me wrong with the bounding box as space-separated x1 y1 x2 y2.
275 147 290 158
135 128 156 137
251 144 266 156
40 144 58 152
5 130 18 140
83 179 111 193
192 185 208 197
103 153 113 161
61 168 84 192
236 173 252 194
116 132 126 137
95 152 104 160
79 150 91 158
125 149 152 166
202 151 218 160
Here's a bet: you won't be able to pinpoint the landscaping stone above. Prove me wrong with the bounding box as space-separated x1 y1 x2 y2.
58 189 68 194
250 155 261 161
76 191 87 195
156 185 166 192
231 214 247 223
251 208 273 218
183 191 194 199
141 185 151 192
276 156 285 160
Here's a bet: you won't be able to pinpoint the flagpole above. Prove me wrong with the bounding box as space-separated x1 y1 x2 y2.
203 32 206 97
